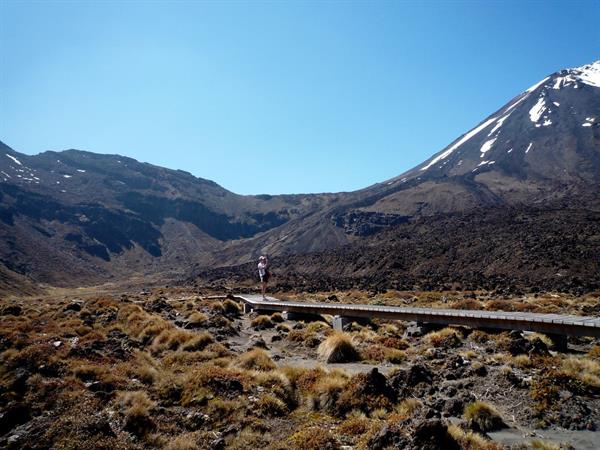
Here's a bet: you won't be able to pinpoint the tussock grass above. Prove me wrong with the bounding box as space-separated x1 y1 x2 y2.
561 356 600 390
150 329 194 353
257 394 288 417
464 401 505 432
118 390 156 435
288 426 340 450
164 435 200 450
529 439 560 450
223 299 241 316
336 413 371 436
180 332 214 352
318 332 360 363
236 348 276 371
254 370 294 405
448 424 502 450
309 371 349 411
526 332 553 348
511 354 533 368
588 345 600 359
394 398 422 417
270 312 284 323
276 323 291 333
186 312 208 326
425 327 463 348
251 315 274 330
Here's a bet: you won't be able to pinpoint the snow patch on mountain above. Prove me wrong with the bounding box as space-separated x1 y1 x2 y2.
421 117 496 171
526 76 550 93
529 97 547 123
6 154 22 166
480 138 497 157
489 113 511 136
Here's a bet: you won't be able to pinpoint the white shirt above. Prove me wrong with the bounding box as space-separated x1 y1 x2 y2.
258 261 267 277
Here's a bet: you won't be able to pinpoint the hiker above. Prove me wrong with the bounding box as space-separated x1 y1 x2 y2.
258 255 270 299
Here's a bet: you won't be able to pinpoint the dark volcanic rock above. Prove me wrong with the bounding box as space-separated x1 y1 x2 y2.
1 305 22 316
412 419 460 450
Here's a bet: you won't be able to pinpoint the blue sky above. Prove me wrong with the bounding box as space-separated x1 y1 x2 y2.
1 1 599 194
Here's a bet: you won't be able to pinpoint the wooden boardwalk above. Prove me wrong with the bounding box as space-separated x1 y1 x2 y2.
236 294 600 341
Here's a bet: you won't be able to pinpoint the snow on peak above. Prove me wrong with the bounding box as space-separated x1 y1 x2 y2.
529 97 546 123
421 117 496 171
5 154 22 166
570 60 600 88
526 76 550 93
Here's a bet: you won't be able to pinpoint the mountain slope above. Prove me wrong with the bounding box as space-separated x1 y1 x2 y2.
1 60 599 288
0 143 341 285
221 60 600 262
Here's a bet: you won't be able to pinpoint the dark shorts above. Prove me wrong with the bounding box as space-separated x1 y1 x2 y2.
260 272 270 283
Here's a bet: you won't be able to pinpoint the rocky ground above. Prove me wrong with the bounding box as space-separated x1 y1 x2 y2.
1 286 599 449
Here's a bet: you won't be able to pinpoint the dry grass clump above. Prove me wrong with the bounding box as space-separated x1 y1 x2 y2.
447 424 502 450
118 390 155 435
180 332 214 352
560 356 600 390
588 345 600 359
485 300 515 312
308 371 349 412
251 315 274 330
276 323 291 333
469 330 491 344
528 439 560 450
511 354 533 368
270 312 284 323
186 312 208 326
305 321 329 333
336 412 371 436
318 332 360 363
360 344 386 362
256 394 289 417
254 370 294 406
236 348 276 371
463 401 506 432
164 434 200 450
386 349 406 364
425 327 463 348
288 426 341 450
150 328 194 353
525 332 553 347
73 363 111 382
223 299 241 316
182 364 250 403
376 336 409 350
451 299 483 310
394 398 422 417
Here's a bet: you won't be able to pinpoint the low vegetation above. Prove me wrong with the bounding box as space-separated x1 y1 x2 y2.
0 287 597 449
317 332 360 363
464 401 506 432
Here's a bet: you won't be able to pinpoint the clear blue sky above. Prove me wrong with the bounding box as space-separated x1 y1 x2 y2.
1 1 599 194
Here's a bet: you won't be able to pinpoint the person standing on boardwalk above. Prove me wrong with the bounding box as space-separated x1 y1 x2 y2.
258 255 270 299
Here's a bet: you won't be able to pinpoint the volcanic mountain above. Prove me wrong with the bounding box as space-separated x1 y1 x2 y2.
1 60 599 291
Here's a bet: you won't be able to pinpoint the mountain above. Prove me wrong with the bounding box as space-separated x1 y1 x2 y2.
0 143 341 285
211 61 600 264
1 60 599 290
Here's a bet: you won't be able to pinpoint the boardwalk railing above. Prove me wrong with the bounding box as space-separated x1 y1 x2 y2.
235 294 600 349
